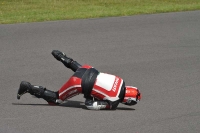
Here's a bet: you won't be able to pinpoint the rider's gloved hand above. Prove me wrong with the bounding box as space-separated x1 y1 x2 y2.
85 98 111 110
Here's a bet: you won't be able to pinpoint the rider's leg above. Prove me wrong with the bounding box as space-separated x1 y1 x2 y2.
17 81 62 105
51 50 82 72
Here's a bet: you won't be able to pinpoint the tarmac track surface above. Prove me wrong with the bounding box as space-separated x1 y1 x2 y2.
0 11 200 133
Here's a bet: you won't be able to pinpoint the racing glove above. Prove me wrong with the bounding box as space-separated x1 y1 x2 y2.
85 98 111 110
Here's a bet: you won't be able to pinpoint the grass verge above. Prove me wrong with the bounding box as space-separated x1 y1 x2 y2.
0 0 200 24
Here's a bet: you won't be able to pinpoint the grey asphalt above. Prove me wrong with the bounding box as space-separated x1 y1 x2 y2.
1 11 200 133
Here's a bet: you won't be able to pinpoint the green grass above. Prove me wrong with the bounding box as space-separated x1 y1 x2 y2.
0 0 200 24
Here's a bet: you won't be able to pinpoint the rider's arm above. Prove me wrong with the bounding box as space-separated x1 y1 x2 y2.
85 98 111 110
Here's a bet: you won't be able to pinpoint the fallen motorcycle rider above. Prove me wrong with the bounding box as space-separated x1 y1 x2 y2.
17 50 141 110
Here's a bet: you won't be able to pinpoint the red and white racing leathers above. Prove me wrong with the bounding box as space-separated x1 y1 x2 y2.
58 65 125 110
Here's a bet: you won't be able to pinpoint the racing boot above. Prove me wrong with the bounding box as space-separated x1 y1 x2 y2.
17 81 60 104
51 50 81 71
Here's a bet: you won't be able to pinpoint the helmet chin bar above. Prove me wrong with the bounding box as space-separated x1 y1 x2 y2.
125 100 137 106
122 97 137 105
